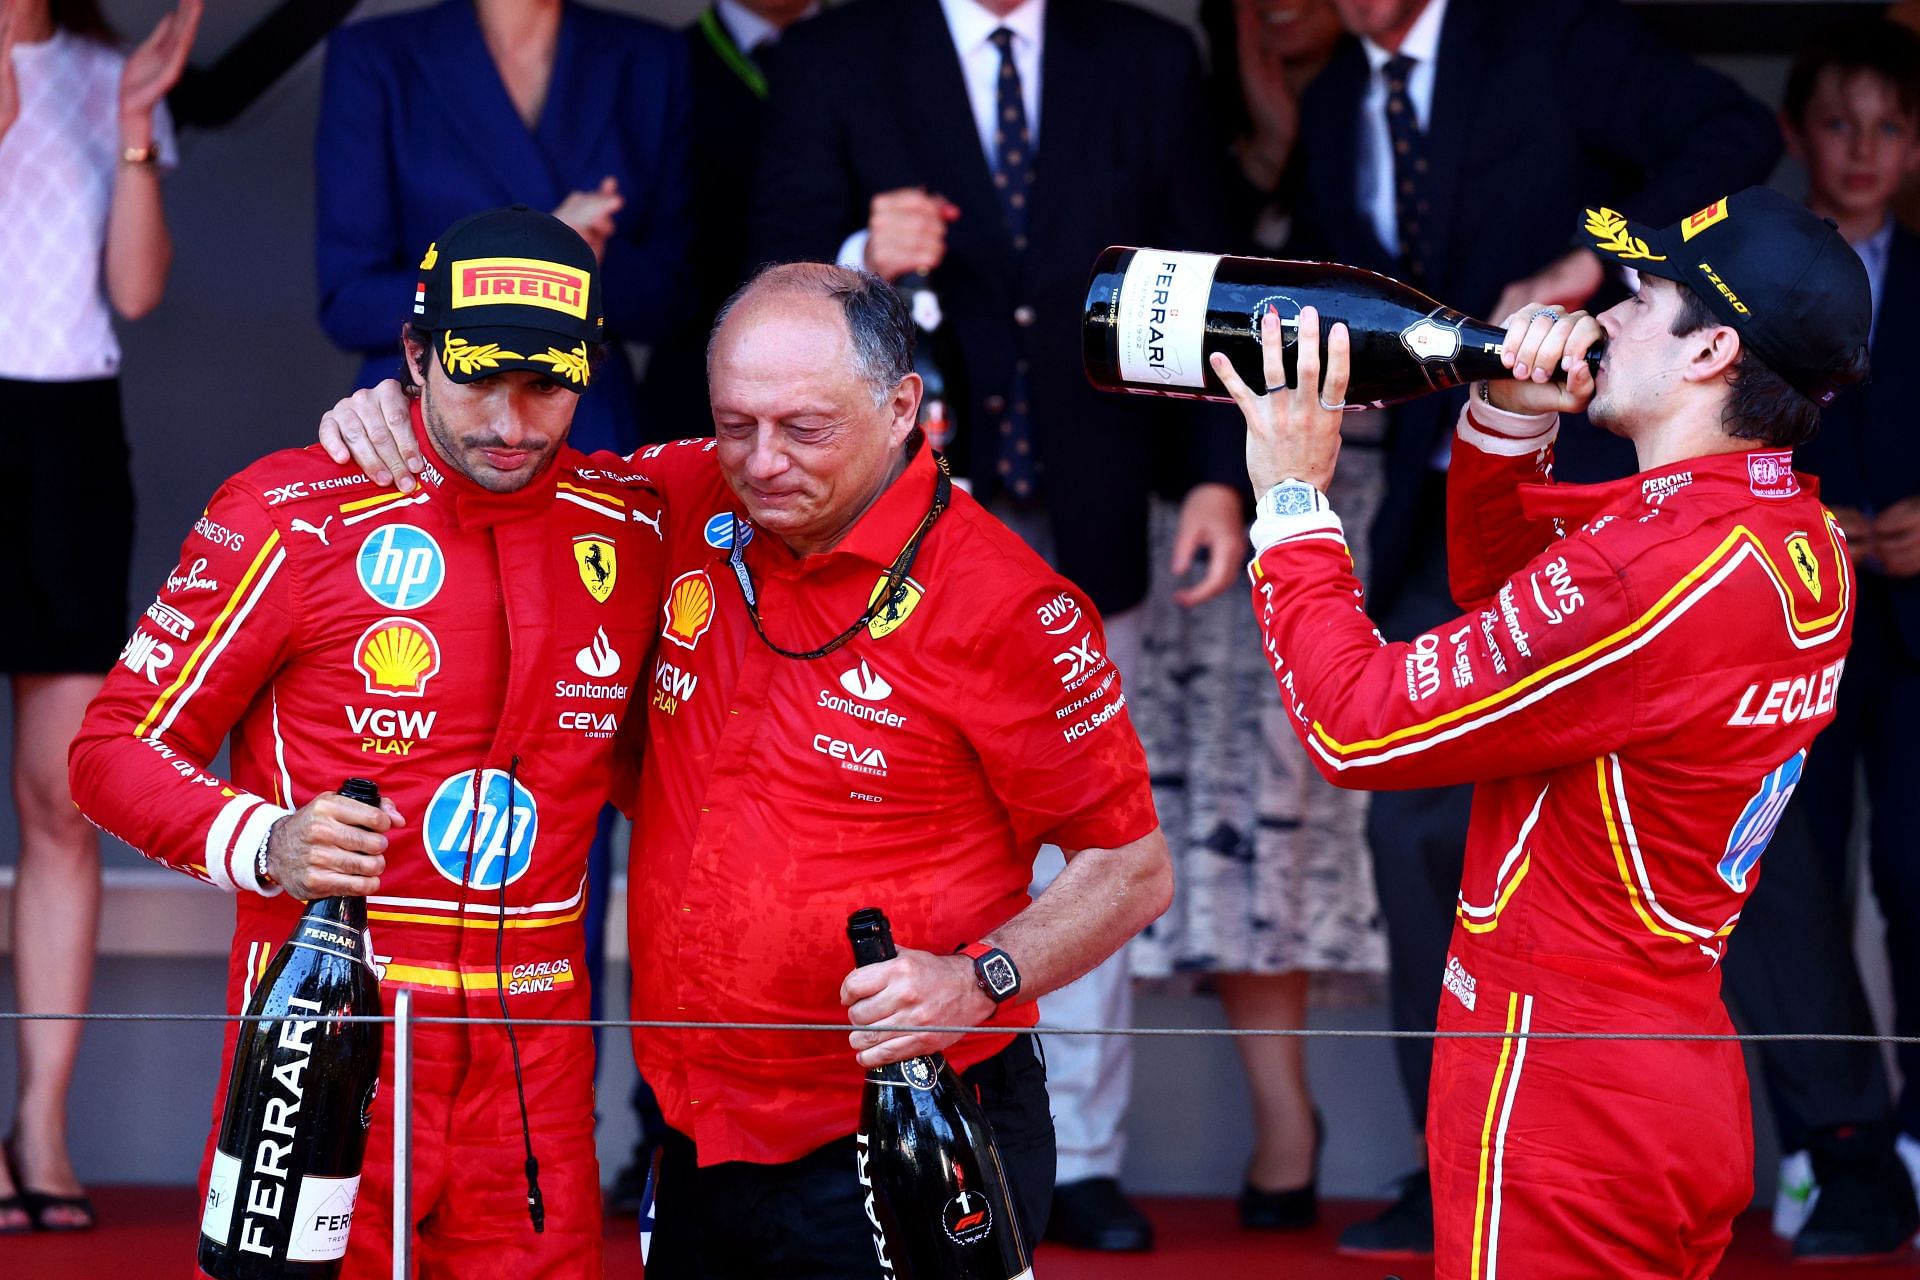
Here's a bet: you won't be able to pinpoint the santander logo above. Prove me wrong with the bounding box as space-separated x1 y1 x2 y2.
575 627 621 679
839 660 892 702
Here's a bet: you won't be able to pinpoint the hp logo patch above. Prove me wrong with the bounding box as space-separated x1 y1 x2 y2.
704 512 752 550
424 769 538 890
1717 749 1805 894
357 524 445 610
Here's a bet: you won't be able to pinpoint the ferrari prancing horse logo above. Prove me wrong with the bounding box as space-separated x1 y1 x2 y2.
1785 532 1821 601
573 536 617 603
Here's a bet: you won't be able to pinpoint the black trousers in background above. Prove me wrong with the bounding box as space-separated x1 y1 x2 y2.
1363 503 1476 1138
645 1037 1055 1279
1721 578 1920 1148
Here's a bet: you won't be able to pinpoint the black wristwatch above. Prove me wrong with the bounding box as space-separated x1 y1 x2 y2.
959 941 1021 1004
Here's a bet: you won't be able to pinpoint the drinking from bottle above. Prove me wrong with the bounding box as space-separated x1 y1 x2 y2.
199 778 386 1280
1083 246 1601 408
848 908 1033 1280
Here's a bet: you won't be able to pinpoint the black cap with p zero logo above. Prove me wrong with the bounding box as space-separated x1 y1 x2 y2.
1579 186 1871 406
413 205 604 391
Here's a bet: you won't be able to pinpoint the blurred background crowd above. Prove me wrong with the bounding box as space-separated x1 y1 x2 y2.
0 0 1915 1265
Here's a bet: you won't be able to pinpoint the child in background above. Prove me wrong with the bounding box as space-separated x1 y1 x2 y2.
1744 13 1920 1261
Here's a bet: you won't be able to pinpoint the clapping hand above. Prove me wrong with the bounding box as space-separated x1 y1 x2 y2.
0 0 19 145
1872 496 1920 577
119 0 201 140
554 176 623 262
1213 304 1348 495
1231 0 1300 191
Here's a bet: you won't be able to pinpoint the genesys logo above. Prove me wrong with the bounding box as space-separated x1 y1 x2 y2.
576 627 621 678
193 514 245 552
814 733 889 777
1036 591 1082 637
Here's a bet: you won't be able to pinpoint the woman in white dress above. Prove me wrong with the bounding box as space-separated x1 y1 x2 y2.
0 0 198 1232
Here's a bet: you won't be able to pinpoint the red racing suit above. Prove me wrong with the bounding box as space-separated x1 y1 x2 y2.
1249 396 1854 1279
70 408 662 1278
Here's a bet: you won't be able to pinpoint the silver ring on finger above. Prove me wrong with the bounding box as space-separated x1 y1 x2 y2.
1319 396 1346 412
1532 307 1561 322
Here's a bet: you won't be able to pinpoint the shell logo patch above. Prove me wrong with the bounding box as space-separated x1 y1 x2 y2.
866 575 925 640
573 536 617 603
354 617 441 697
1786 532 1822 601
662 570 716 650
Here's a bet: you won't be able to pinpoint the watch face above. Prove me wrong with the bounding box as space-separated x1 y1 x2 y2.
1272 484 1319 516
980 952 1019 998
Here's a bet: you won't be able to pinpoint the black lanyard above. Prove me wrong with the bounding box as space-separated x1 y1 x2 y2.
726 456 952 661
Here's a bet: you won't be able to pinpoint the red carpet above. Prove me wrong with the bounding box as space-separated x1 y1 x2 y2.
9 1187 1916 1276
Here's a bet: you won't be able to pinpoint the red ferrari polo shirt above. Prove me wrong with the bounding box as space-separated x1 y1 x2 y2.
626 440 1158 1166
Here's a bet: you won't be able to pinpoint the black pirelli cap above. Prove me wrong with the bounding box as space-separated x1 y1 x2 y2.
1580 186 1870 406
412 205 604 391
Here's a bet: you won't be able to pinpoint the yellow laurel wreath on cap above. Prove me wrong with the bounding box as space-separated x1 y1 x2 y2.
442 333 524 377
1584 207 1666 263
530 343 591 386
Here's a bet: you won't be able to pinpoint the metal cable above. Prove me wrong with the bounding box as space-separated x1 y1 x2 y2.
0 1010 1914 1045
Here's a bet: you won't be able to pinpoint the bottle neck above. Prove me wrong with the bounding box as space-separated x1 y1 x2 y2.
304 895 369 932
848 909 898 967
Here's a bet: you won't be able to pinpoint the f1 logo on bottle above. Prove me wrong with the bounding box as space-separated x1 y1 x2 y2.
356 525 445 611
424 769 538 890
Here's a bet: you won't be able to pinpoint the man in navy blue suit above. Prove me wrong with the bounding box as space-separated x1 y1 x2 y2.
1725 16 1920 1263
315 0 693 459
748 0 1246 1252
1286 0 1781 1255
638 0 818 443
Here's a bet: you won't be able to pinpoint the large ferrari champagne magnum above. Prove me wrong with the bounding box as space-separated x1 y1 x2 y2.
1083 247 1600 408
849 909 1033 1280
199 778 386 1279
900 273 968 454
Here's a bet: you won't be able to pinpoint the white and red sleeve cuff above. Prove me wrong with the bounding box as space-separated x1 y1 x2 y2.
205 793 292 896
1459 387 1558 457
1250 507 1348 558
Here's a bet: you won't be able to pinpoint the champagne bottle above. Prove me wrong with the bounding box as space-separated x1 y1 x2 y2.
849 908 1033 1280
1082 246 1600 409
900 273 969 454
199 778 386 1280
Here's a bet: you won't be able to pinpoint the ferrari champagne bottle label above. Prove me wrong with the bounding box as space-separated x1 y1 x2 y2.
1114 250 1219 388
